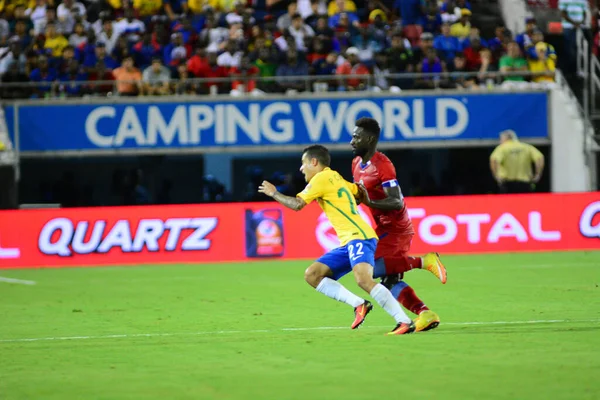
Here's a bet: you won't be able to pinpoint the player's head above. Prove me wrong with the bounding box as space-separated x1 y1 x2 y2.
300 145 331 182
351 117 381 157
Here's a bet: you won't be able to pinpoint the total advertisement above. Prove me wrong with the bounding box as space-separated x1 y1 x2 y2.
0 192 598 269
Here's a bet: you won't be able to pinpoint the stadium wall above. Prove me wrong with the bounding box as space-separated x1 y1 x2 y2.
3 89 594 192
0 192 598 269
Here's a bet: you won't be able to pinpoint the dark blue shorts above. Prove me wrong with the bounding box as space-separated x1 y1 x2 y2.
317 238 378 281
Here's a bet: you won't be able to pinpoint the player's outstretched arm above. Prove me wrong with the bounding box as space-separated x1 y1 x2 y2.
358 183 404 211
258 180 307 211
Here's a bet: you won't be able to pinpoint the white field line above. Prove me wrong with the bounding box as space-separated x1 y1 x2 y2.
0 276 36 285
1 318 599 344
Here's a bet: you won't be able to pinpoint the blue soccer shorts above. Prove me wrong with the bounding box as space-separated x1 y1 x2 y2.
316 238 378 281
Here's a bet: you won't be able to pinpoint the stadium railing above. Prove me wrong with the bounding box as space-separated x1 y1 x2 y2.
0 71 558 99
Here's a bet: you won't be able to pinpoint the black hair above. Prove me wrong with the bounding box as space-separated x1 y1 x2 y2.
303 145 331 167
355 117 381 139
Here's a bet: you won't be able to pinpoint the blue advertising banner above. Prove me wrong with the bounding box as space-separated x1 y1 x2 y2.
6 92 548 152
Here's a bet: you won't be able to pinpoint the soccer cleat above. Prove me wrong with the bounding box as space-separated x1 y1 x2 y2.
387 320 416 335
422 252 447 284
351 301 373 329
414 310 440 332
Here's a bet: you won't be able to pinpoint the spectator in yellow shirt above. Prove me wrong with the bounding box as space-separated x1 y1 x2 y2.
489 129 545 194
528 42 555 83
133 0 163 17
44 23 69 57
328 0 357 16
450 8 471 38
0 0 31 16
184 0 219 13
106 0 122 9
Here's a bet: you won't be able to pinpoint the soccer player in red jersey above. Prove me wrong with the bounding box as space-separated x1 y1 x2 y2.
350 117 447 332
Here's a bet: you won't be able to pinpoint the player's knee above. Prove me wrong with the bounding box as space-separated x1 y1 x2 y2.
353 264 375 292
356 277 375 292
304 265 323 288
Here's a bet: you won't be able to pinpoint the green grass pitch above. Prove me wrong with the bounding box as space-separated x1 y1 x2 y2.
1 251 599 400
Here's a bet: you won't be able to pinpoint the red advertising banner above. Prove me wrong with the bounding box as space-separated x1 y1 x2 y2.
0 192 599 269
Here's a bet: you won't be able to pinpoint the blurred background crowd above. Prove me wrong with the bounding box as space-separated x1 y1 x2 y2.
0 0 565 98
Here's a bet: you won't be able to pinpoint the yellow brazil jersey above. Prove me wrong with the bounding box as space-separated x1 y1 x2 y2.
107 0 122 9
327 0 357 16
450 22 471 38
45 35 69 57
133 0 163 16
297 167 377 246
0 0 30 14
490 140 544 182
528 58 555 83
186 0 219 13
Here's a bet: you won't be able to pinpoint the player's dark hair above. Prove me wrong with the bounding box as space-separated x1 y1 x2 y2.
355 117 381 139
303 145 331 167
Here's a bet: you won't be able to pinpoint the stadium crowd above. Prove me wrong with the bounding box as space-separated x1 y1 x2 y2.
0 0 558 98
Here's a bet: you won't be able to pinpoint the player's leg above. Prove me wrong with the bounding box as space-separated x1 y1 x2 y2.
389 280 440 332
307 251 366 313
375 235 442 331
372 234 422 277
374 234 447 284
349 239 415 335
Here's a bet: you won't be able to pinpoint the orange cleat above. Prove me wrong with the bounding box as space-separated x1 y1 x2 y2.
423 252 447 284
387 320 416 335
351 301 373 329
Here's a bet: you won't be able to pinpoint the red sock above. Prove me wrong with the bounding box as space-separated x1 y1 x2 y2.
397 285 429 315
383 256 422 275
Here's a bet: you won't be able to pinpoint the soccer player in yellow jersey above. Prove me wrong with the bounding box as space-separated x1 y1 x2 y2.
259 145 415 335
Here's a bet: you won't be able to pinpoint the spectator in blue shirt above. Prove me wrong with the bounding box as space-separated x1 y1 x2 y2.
422 3 443 33
460 27 488 50
329 11 359 29
488 25 511 59
171 16 196 44
394 0 425 26
311 52 338 75
456 0 472 11
59 59 89 97
525 29 556 61
132 33 162 70
83 43 119 72
55 45 76 74
515 17 537 50
30 54 58 95
434 23 461 65
75 30 97 64
276 49 309 92
164 0 185 20
163 32 188 66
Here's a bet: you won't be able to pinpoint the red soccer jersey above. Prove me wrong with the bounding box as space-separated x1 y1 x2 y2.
352 152 414 236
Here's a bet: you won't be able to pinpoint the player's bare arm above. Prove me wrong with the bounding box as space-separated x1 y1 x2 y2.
258 180 307 211
358 183 404 211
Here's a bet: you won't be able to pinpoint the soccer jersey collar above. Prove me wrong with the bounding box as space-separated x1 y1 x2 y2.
360 159 372 169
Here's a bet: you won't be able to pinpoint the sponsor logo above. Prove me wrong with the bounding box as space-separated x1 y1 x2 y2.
409 209 561 245
38 217 218 256
579 201 600 238
0 236 20 259
84 99 469 148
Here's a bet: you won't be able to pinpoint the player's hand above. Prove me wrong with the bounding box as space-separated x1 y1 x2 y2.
532 174 541 183
357 183 371 206
258 180 277 197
